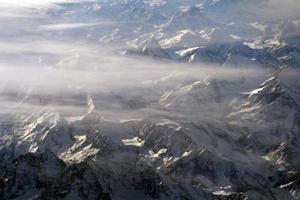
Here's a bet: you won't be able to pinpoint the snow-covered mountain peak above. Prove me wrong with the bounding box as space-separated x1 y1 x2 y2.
0 0 300 199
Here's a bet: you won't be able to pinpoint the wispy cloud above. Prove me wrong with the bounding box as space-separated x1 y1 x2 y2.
38 21 118 31
262 0 300 19
0 0 79 8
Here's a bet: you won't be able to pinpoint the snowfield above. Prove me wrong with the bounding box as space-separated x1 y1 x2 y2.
0 0 300 199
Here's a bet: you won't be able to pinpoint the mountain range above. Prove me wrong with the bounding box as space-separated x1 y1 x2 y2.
0 0 300 199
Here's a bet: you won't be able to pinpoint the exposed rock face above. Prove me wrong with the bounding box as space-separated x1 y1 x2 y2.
0 70 299 199
0 151 110 200
0 0 300 200
0 65 299 200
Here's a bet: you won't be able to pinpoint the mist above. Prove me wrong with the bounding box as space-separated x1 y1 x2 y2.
0 0 299 120
264 0 300 19
0 1 300 199
0 35 277 121
0 37 273 118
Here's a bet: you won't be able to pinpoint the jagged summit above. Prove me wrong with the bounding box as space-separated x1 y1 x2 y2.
140 36 162 51
248 74 284 104
134 36 171 58
247 67 299 108
160 79 224 119
87 95 95 114
0 0 300 200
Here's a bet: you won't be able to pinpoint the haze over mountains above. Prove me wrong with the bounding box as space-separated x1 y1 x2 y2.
0 0 300 200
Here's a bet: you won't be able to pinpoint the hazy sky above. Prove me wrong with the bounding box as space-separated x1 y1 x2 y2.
0 0 78 8
263 0 300 19
0 0 299 118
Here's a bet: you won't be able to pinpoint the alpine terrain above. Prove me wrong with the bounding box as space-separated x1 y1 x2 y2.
0 0 300 199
